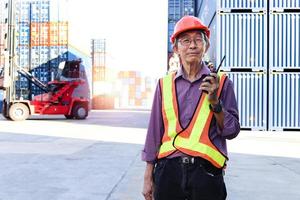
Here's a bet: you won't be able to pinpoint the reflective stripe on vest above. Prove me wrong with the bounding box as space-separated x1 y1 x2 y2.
158 72 228 168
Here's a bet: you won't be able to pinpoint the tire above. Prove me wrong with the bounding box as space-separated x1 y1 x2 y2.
9 103 29 121
3 114 11 120
72 104 88 120
64 114 74 119
2 101 11 120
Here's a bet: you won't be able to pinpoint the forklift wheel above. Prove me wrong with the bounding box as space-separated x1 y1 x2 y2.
9 103 29 121
2 100 11 120
64 115 74 119
72 104 88 120
2 113 11 120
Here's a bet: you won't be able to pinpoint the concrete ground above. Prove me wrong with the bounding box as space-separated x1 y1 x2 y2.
0 110 299 200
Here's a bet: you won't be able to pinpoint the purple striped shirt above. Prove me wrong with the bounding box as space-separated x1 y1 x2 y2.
142 63 240 163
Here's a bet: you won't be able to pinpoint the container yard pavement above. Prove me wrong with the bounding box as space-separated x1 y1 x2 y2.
0 110 300 200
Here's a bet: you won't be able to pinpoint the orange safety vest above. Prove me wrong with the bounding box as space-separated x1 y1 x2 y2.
158 72 228 168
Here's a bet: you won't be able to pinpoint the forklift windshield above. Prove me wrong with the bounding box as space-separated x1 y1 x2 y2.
61 60 81 79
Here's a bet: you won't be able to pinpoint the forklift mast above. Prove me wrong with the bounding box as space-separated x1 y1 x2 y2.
2 0 16 114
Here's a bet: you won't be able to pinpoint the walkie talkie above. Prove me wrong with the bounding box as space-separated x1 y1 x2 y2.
202 55 226 93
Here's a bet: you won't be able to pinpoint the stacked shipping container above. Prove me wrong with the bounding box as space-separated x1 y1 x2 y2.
0 0 68 100
269 2 300 130
117 71 153 108
216 1 268 130
192 0 269 130
195 0 300 130
90 39 113 109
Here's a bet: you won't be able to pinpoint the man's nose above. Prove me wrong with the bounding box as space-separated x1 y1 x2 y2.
189 39 197 48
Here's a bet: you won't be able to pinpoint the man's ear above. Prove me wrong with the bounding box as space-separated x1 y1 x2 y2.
173 44 178 54
205 42 210 53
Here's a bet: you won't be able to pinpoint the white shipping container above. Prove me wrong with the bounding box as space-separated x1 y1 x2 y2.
269 12 300 70
269 72 300 130
270 0 300 10
217 12 267 71
217 0 267 11
15 0 30 22
227 71 267 130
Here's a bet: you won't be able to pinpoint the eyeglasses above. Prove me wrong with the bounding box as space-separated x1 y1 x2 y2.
178 37 204 47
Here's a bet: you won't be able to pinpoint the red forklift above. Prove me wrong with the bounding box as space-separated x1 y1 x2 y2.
0 0 89 121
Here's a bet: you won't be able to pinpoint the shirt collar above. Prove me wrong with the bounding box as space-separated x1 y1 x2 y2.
174 61 211 81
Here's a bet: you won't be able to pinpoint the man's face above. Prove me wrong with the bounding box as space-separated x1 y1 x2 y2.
173 30 208 65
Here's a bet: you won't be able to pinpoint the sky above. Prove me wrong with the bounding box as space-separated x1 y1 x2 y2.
68 0 168 78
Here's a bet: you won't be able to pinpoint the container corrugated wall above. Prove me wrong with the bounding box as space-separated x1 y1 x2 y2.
91 39 109 109
269 12 300 70
217 12 267 71
227 72 267 130
168 0 195 53
168 0 195 20
270 0 300 10
217 0 267 11
269 72 300 130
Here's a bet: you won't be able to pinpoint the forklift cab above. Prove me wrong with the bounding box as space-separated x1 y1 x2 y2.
56 59 82 81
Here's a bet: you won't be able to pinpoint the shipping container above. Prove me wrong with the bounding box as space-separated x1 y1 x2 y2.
116 71 154 109
30 0 50 22
15 0 30 23
91 39 106 96
16 46 30 68
217 0 267 11
269 12 300 70
167 21 175 52
269 72 300 130
270 0 300 10
93 67 105 82
91 39 106 53
169 0 195 21
48 22 68 46
227 71 267 130
217 12 267 71
30 22 50 46
92 52 106 67
16 22 30 45
91 38 106 87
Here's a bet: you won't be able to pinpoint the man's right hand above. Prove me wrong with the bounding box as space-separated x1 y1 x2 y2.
142 162 155 200
143 177 154 200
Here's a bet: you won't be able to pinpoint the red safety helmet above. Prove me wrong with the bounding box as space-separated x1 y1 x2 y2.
170 15 210 44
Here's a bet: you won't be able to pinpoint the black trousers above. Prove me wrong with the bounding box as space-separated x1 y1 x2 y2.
153 157 227 200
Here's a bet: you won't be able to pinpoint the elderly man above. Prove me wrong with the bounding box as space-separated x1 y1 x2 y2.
142 16 240 200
